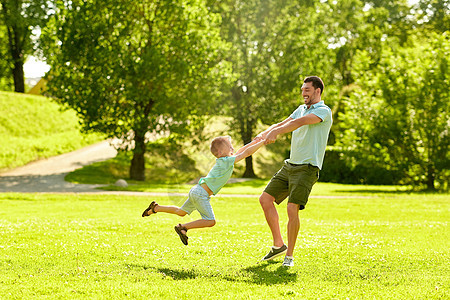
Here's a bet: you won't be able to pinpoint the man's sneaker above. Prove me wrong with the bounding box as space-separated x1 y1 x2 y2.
282 256 294 267
261 244 287 261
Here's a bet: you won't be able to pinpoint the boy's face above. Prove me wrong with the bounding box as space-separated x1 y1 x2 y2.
220 139 234 157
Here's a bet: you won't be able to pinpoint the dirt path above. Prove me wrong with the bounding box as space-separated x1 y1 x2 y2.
0 141 261 196
0 141 117 193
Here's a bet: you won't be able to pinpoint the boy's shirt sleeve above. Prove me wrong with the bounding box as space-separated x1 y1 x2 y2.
222 156 236 166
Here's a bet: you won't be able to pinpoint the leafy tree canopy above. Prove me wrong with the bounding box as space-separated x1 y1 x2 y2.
0 0 52 92
42 0 231 180
338 32 449 190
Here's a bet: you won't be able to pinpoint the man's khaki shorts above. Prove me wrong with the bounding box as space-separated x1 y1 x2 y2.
264 161 319 210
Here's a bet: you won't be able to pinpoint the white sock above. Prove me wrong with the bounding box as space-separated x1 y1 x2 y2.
285 255 294 260
272 245 282 249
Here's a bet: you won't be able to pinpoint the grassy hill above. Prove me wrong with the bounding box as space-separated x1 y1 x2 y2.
0 91 102 171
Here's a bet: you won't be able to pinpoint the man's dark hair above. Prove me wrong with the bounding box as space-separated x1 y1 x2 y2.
304 76 324 95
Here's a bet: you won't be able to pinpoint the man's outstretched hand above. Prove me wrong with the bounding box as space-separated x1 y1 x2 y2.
264 130 277 144
254 133 265 142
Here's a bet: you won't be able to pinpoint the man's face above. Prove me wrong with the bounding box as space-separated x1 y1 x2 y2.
301 82 319 106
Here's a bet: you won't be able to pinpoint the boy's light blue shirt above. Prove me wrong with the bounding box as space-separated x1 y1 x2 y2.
199 156 236 195
288 101 332 170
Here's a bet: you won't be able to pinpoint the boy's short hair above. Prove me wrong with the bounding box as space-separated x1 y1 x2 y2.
210 136 231 157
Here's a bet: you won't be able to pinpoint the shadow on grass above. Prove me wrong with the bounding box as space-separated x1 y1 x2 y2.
239 261 298 285
129 265 205 280
154 267 199 280
131 261 297 285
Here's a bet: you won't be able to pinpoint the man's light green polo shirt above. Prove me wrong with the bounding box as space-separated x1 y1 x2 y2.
288 101 332 170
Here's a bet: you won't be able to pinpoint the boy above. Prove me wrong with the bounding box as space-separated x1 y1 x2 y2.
142 136 264 245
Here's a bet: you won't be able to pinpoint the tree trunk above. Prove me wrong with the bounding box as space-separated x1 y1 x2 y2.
243 155 256 178
426 164 435 190
242 119 257 178
3 0 26 93
232 85 257 178
12 60 25 93
130 130 146 181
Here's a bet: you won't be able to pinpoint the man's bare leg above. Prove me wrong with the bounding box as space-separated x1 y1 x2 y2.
286 202 300 257
259 192 284 247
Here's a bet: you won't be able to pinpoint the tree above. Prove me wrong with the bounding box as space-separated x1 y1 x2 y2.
41 0 230 180
211 0 334 177
324 0 415 124
0 23 13 90
214 0 285 178
339 33 449 190
415 0 450 33
0 0 51 92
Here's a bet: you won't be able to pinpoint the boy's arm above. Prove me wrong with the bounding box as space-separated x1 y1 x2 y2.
234 140 265 163
234 139 260 156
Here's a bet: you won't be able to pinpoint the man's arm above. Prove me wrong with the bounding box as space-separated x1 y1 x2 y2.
234 140 265 163
264 114 322 144
255 117 292 141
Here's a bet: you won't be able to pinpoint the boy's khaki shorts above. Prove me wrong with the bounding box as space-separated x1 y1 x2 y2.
181 184 215 220
264 161 319 210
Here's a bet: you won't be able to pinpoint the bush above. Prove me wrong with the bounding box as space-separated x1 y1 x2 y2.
320 150 402 185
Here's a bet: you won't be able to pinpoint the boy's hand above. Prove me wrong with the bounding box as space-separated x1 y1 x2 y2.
254 134 264 142
254 132 267 142
264 130 277 144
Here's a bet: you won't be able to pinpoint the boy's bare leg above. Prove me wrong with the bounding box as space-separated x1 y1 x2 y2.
153 205 215 230
286 203 300 257
154 205 187 217
259 192 284 247
182 219 216 231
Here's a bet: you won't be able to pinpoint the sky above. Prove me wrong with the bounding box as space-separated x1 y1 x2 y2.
24 56 50 78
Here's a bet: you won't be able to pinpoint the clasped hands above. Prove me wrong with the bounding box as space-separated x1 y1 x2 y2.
254 130 278 145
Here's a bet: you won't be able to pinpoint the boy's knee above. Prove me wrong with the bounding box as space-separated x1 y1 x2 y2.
207 219 216 227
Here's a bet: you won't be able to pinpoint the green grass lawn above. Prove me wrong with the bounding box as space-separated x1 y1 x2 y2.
0 91 102 171
96 179 414 196
0 192 448 299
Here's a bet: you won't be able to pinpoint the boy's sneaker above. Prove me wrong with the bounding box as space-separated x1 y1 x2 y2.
282 256 294 267
261 244 287 261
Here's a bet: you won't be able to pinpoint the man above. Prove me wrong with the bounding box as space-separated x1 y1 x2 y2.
256 76 332 267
